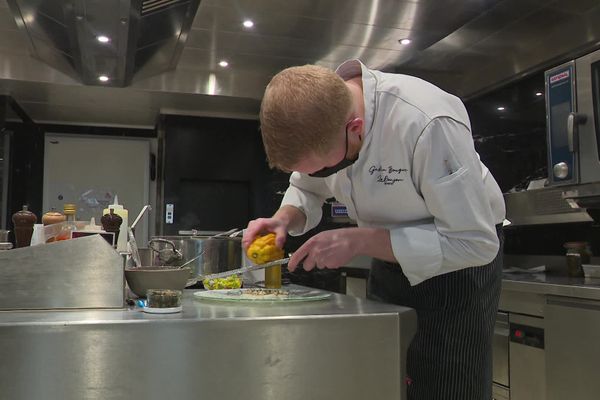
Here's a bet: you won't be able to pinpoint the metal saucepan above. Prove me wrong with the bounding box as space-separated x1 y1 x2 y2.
146 235 244 280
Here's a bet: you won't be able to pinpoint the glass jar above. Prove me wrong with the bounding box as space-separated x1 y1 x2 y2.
564 241 591 277
56 203 77 241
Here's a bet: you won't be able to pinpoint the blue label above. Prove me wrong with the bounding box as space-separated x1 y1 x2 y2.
547 63 576 183
331 203 348 217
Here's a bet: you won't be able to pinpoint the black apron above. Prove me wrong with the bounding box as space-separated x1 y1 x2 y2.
367 225 503 400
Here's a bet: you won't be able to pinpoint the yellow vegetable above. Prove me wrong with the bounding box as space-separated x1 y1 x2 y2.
246 233 284 264
203 274 242 290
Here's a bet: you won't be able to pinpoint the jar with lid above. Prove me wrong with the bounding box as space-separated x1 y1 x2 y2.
42 208 66 226
564 241 591 277
56 203 78 241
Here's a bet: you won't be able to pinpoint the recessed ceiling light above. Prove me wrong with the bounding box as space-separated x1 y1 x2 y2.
497 106 505 111
535 91 543 97
218 60 229 67
399 38 411 45
98 75 109 82
97 35 110 43
242 20 254 28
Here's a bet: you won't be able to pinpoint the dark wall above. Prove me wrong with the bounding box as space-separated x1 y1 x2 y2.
0 96 6 130
161 115 288 234
6 122 45 233
465 72 547 193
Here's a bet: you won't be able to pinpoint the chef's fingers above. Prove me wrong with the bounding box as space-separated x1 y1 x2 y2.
242 218 289 250
242 218 275 248
288 244 309 271
273 226 287 249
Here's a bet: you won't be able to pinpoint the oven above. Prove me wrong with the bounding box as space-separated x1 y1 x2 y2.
546 48 600 186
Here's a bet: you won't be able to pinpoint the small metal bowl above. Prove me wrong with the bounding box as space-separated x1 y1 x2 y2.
125 266 191 298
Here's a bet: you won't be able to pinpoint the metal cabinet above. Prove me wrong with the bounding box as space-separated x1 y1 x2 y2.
546 296 600 400
493 312 510 388
509 313 545 400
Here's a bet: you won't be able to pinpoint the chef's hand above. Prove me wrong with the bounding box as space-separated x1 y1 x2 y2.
243 217 288 250
289 228 358 272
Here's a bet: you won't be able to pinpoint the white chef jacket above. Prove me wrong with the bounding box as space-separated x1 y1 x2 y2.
280 59 506 286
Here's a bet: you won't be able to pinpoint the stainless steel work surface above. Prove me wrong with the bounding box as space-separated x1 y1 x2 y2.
0 235 124 310
502 272 600 301
0 288 417 400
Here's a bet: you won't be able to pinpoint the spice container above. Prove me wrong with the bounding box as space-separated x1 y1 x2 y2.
12 205 37 248
42 208 66 226
56 203 78 241
564 242 590 277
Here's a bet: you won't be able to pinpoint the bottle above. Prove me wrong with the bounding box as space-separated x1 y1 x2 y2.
103 195 128 252
101 209 123 248
12 205 37 248
56 203 78 241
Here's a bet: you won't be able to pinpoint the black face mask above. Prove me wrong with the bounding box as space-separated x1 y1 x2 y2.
309 127 357 178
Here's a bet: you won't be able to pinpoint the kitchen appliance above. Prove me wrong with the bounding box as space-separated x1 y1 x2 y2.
506 48 600 226
546 48 600 191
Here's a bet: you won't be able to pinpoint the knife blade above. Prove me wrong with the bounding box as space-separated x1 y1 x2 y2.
196 257 290 281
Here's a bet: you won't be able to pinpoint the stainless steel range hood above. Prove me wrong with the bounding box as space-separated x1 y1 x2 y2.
7 0 201 87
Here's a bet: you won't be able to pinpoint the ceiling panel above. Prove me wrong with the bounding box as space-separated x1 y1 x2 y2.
1 0 599 127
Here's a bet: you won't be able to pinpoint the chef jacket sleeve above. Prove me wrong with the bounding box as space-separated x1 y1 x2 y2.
389 117 500 285
280 172 332 236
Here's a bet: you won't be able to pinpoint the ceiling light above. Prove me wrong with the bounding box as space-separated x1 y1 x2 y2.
98 75 109 82
218 60 229 67
97 35 110 43
497 106 505 111
242 20 254 28
399 38 411 45
535 91 543 97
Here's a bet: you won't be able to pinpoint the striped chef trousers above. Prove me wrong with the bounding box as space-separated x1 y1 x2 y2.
367 225 504 400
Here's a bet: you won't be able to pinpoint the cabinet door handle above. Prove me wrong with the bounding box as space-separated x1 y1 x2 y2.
567 112 587 152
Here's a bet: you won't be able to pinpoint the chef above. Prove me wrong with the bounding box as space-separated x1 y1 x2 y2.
243 59 505 399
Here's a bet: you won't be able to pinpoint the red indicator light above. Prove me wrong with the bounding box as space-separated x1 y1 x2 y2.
515 330 524 338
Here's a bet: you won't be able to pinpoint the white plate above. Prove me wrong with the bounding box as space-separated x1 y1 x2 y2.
142 305 183 314
193 288 332 302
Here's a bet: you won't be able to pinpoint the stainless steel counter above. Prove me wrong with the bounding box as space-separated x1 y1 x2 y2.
502 272 600 301
0 287 416 400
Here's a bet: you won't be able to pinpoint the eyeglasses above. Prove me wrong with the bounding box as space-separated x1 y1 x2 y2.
309 118 358 178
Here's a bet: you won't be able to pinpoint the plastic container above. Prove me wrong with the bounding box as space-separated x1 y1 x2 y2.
103 195 128 252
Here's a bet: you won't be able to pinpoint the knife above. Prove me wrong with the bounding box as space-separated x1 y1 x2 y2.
195 257 290 282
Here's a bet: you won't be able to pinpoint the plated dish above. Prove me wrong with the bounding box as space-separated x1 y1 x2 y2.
193 288 332 302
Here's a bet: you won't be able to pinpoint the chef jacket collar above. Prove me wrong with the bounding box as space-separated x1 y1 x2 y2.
335 59 377 160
